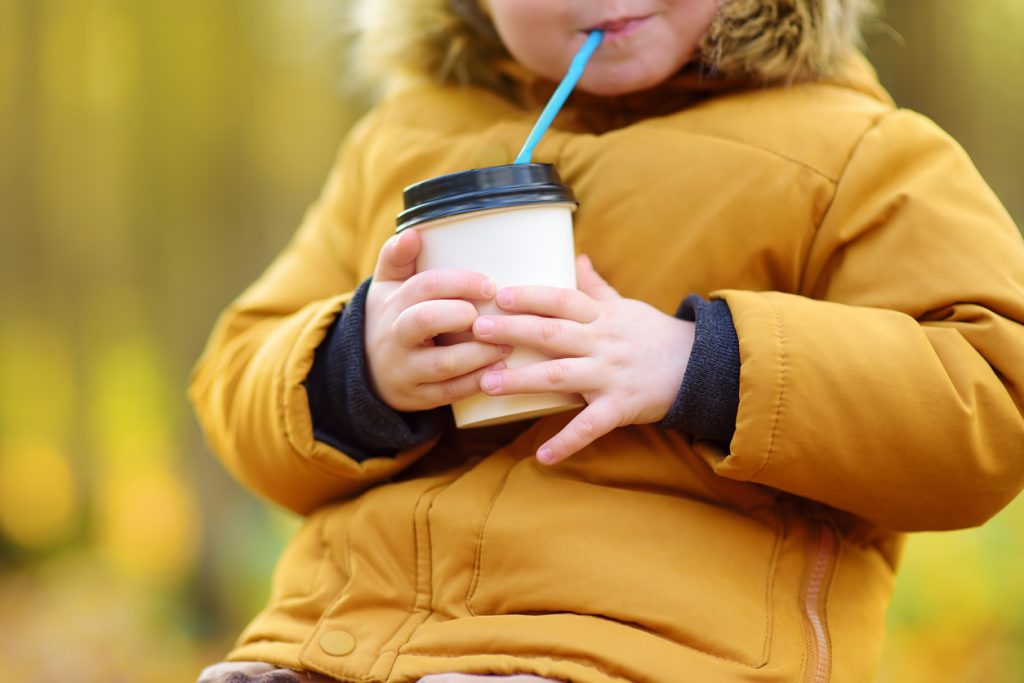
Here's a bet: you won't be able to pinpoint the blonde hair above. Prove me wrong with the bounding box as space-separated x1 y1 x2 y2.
348 0 878 98
703 0 877 83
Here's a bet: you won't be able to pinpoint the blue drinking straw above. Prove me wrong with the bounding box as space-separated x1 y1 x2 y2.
514 30 604 164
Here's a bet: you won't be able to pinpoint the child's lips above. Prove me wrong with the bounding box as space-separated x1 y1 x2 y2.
588 15 652 41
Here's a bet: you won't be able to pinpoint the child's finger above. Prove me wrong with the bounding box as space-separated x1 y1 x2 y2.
394 299 480 346
479 357 595 396
494 284 598 322
536 402 619 465
411 342 512 383
398 268 496 307
576 254 621 302
418 361 508 406
473 314 590 357
374 230 421 283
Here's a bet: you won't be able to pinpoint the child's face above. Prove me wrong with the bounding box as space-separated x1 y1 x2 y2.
485 0 720 96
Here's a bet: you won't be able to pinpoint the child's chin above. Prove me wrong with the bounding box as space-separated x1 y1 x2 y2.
579 73 667 97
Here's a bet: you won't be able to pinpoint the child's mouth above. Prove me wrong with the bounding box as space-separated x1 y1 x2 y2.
588 15 651 41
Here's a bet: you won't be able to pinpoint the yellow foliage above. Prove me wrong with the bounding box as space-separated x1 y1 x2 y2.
0 320 76 441
0 438 78 549
0 0 22 120
89 335 177 469
95 466 201 585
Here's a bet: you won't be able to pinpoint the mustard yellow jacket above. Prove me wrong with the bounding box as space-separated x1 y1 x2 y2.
190 62 1024 683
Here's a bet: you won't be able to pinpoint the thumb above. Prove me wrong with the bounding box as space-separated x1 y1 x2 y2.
374 229 421 283
576 254 620 301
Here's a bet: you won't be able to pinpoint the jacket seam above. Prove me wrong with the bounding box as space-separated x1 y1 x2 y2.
372 486 440 680
796 109 899 294
315 499 356 580
281 300 339 460
465 463 516 615
759 506 786 664
312 514 334 595
751 294 787 481
649 125 843 183
275 327 311 483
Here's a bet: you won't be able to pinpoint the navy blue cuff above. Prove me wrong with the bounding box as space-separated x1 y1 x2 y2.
305 279 445 461
657 295 740 446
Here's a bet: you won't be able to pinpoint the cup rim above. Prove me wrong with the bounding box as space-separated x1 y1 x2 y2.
396 163 577 233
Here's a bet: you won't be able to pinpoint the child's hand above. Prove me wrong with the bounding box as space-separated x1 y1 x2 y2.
472 255 696 465
364 230 511 412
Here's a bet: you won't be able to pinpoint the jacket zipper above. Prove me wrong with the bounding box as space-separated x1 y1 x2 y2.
802 521 838 683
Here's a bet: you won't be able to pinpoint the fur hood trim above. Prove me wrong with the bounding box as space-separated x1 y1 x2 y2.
349 0 877 98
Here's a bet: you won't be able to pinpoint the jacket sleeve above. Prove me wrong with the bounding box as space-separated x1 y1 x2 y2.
709 109 1024 532
657 296 740 444
306 278 446 459
188 111 438 516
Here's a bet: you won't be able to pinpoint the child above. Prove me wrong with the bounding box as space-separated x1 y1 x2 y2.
191 0 1024 681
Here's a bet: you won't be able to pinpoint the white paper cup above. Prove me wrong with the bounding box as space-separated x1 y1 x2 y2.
397 164 585 428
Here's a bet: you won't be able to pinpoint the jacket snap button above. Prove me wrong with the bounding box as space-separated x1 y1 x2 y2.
475 142 508 168
319 629 356 656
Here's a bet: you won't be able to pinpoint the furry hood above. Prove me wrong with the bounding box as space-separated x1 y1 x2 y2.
348 0 877 99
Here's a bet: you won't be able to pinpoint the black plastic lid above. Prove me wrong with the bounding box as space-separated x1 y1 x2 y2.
396 163 576 232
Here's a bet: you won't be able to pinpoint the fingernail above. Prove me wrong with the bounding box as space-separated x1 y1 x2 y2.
475 318 494 336
481 279 496 297
481 372 501 392
497 289 513 307
537 447 554 464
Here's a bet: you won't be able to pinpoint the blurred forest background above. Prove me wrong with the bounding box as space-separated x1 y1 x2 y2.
0 1 1022 681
